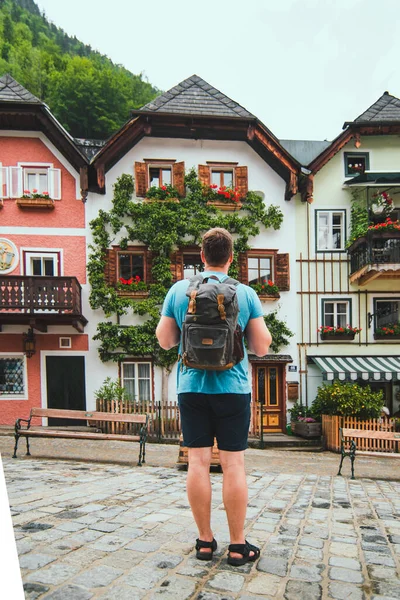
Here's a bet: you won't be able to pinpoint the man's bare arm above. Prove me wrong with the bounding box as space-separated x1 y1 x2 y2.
245 316 272 357
156 316 180 350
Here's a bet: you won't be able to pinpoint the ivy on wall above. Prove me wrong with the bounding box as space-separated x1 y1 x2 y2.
88 169 291 368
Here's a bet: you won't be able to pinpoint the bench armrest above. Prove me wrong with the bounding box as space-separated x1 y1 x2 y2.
15 417 31 432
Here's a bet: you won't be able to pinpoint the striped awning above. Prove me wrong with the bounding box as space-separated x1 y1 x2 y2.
311 356 400 381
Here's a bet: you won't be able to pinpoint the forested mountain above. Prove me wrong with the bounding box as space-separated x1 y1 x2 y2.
0 0 160 139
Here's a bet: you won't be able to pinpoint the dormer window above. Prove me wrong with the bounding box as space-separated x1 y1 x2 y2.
344 152 370 178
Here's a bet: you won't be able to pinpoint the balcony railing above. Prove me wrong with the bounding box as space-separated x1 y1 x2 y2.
348 230 400 284
0 276 87 331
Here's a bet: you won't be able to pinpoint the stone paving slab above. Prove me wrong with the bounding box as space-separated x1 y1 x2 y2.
2 447 400 599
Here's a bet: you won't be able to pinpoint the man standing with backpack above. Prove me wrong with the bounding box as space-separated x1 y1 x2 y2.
156 227 272 566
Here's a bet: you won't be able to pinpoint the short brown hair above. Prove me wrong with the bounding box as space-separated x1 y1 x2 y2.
202 228 233 267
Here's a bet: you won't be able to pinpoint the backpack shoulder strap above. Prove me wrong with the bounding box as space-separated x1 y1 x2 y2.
223 276 240 287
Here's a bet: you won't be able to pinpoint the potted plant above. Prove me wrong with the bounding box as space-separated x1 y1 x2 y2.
205 184 243 211
288 402 308 435
374 323 400 340
250 280 280 300
295 416 322 438
371 190 394 216
318 325 361 340
144 184 180 203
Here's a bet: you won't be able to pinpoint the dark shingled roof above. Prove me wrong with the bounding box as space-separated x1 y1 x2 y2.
0 73 43 104
279 139 331 166
345 91 400 126
138 74 256 119
75 138 106 160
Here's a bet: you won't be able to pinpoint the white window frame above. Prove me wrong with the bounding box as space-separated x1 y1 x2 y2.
0 163 9 199
0 354 28 400
121 361 153 403
322 299 351 328
317 210 346 252
11 163 62 200
23 251 60 276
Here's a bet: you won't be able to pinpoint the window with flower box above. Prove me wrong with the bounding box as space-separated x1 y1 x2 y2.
9 164 61 200
121 361 152 403
237 250 290 297
0 356 26 399
198 163 248 198
316 210 346 252
134 160 185 197
344 152 370 178
374 298 400 337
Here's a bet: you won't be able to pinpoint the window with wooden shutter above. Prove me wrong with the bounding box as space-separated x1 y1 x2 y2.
172 162 185 196
135 162 147 197
9 166 23 198
48 168 61 200
198 165 211 187
235 166 248 198
275 253 290 291
104 249 117 285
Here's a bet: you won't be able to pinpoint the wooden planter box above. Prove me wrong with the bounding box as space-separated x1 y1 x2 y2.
206 200 242 212
320 333 355 341
16 197 55 209
295 421 322 438
144 197 179 203
258 294 280 301
374 334 400 340
116 290 149 299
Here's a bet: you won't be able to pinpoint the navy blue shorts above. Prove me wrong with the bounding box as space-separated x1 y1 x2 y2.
178 392 251 452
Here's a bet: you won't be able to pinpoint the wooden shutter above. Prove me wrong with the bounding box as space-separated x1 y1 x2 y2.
49 168 61 199
235 166 248 198
145 250 153 284
170 250 183 283
275 253 290 291
198 165 210 187
9 166 22 198
173 162 185 197
104 249 117 285
135 162 147 197
238 252 248 284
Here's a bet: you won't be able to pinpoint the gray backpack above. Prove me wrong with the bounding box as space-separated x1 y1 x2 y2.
181 274 244 371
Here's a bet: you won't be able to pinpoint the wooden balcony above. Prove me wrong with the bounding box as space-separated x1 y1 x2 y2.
0 276 88 332
348 230 400 285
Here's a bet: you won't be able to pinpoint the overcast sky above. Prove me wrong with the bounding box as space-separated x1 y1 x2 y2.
35 0 400 142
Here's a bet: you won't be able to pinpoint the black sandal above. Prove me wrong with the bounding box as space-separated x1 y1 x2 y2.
195 538 217 561
227 540 260 566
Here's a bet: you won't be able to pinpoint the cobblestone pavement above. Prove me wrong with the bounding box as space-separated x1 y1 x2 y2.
2 442 400 600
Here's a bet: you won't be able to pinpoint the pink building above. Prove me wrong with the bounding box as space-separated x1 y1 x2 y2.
0 75 89 426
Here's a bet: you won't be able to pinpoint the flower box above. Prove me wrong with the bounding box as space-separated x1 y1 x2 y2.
144 197 179 204
16 197 55 209
374 333 400 340
320 332 356 341
258 293 280 301
294 421 322 438
116 290 149 299
206 201 242 212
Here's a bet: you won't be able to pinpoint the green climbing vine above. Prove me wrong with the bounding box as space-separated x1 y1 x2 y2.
88 168 286 368
264 310 294 353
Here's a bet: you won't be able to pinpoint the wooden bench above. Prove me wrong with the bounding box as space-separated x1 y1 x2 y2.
338 427 400 479
13 408 149 466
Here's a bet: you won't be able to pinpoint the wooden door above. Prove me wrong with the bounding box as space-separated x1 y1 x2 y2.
254 364 284 432
46 356 86 425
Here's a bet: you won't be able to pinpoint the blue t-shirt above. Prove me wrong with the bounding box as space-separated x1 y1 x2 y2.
161 271 263 394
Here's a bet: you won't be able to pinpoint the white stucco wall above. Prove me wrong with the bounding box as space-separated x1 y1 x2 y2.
85 137 300 412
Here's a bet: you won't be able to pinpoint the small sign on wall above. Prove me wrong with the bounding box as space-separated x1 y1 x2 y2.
288 365 297 372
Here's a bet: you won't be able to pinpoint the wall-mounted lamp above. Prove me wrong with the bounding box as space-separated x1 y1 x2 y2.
23 328 36 358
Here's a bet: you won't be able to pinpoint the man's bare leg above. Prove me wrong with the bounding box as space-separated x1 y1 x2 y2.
187 447 214 553
219 449 255 559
